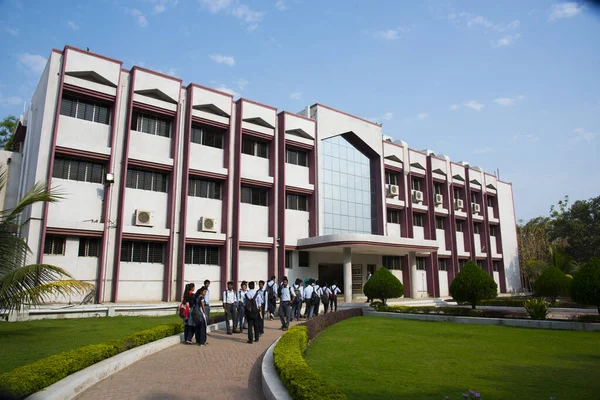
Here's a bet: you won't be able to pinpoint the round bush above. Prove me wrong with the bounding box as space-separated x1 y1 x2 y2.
363 267 403 305
534 266 569 303
449 261 498 309
570 257 600 315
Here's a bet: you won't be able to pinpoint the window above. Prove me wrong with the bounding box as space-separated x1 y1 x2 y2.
387 209 401 224
459 259 467 269
78 238 100 257
490 225 497 237
286 148 308 166
416 257 426 270
411 177 421 191
44 235 65 255
188 178 222 199
434 183 442 195
477 260 485 268
473 223 481 234
456 220 464 232
413 213 424 227
286 193 308 211
120 241 165 263
52 158 105 184
60 94 111 125
471 192 478 204
493 262 500 272
131 112 172 138
439 259 447 271
126 168 168 192
241 186 268 206
487 196 495 208
383 255 401 270
242 136 269 158
191 124 224 149
285 251 292 269
299 251 309 267
436 217 445 230
385 172 398 186
184 245 219 265
454 188 462 200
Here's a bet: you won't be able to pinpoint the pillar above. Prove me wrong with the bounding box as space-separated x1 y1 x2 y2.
343 247 352 303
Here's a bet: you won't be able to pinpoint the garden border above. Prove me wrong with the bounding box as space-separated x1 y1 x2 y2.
262 337 292 400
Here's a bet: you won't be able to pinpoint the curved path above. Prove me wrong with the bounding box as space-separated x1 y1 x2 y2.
75 318 289 400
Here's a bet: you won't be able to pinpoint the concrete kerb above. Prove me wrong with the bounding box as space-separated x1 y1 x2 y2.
26 320 230 400
262 337 292 400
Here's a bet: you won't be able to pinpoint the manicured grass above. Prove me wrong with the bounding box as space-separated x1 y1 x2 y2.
304 317 600 400
0 315 181 374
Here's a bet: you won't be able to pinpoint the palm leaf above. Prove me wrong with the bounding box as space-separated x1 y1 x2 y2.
0 181 65 224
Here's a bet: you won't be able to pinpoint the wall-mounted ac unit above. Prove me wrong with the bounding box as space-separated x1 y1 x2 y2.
435 193 443 205
200 217 217 233
412 190 423 203
135 210 154 227
472 203 481 214
454 198 464 210
387 184 399 198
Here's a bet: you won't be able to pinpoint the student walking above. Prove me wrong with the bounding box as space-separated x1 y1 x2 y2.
236 281 248 333
312 280 321 316
192 286 208 346
278 278 294 330
203 279 211 319
256 280 267 336
266 276 278 320
181 283 195 344
320 282 330 314
303 280 315 319
291 278 303 321
244 281 263 344
222 281 238 335
329 281 341 312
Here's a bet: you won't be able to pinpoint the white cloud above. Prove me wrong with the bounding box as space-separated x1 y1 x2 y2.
67 21 80 31
0 93 24 107
275 0 287 11
289 91 303 100
382 112 393 121
209 54 235 66
148 0 179 14
463 100 484 111
416 113 430 120
200 0 233 13
495 33 521 47
17 53 47 75
549 2 583 21
155 4 166 13
511 134 539 143
574 128 598 141
449 11 519 32
449 104 460 111
234 78 249 90
126 9 148 27
4 26 19 36
375 29 399 41
216 85 239 98
493 95 524 106
200 0 264 30
473 146 494 154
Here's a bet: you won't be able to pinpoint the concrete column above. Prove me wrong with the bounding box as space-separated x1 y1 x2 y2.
343 247 352 303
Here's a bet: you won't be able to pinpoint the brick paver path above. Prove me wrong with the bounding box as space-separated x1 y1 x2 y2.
75 318 290 400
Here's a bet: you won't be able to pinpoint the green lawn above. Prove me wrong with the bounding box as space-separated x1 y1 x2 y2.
0 315 181 374
304 317 600 400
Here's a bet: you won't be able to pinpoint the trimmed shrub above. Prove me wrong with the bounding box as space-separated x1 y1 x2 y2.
477 299 526 307
363 267 403 305
0 322 183 399
524 298 549 320
450 261 498 309
534 266 569 303
377 305 528 319
303 308 363 340
571 258 600 315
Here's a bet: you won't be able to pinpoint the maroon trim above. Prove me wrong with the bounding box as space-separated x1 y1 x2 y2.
285 185 314 195
191 116 229 129
464 169 475 261
277 113 286 280
188 82 234 98
240 178 273 188
46 227 103 237
268 116 277 280
432 176 446 183
128 158 173 171
122 232 169 242
39 47 69 264
231 100 243 286
311 103 380 127
54 146 110 162
406 155 414 239
498 259 507 293
425 157 439 297
63 83 116 102
372 160 384 235
52 48 62 55
410 169 426 178
309 137 318 237
133 66 182 83
221 101 234 293
132 101 177 117
482 192 493 277
64 45 122 65
401 255 411 297
285 245 298 250
448 176 459 285
240 241 273 249
425 253 439 297
386 202 405 210
384 164 403 173
285 139 314 150
242 129 274 141
188 169 227 180
412 208 428 215
297 241 438 251
241 98 278 112
185 238 225 246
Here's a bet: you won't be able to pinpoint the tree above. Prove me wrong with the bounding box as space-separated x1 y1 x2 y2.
570 258 600 315
533 266 569 303
549 245 578 275
521 260 549 291
0 116 19 152
0 167 93 313
363 267 403 306
449 261 497 309
517 217 551 290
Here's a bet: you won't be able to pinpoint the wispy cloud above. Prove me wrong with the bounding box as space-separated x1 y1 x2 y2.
511 134 539 143
447 11 519 32
374 26 409 41
549 2 583 21
473 146 494 154
67 21 80 31
200 0 233 13
126 8 148 27
0 93 24 107
234 78 249 90
495 33 521 47
416 113 430 120
209 54 235 66
367 112 393 123
4 25 19 36
574 128 598 141
275 0 287 11
200 0 264 31
289 91 303 100
216 85 239 98
451 100 484 112
493 95 524 106
17 53 47 75
449 104 460 111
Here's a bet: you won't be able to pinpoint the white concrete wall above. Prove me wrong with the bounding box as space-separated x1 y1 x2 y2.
497 181 520 292
387 222 401 237
439 270 449 297
239 248 269 284
123 189 169 232
242 101 276 128
47 179 104 230
490 236 500 257
186 197 223 235
134 69 180 103
241 154 270 180
286 163 310 189
493 271 501 288
192 86 232 117
409 150 427 171
456 232 466 255
189 144 226 174
65 49 120 86
285 209 309 244
284 113 315 140
413 226 425 241
436 229 446 251
474 233 482 255
184 264 221 299
410 253 428 298
128 130 173 165
56 115 111 155
240 203 270 240
118 262 164 302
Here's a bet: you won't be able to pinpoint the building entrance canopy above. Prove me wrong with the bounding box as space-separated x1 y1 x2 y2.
296 233 439 256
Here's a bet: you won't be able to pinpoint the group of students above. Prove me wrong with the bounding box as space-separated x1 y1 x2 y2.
179 276 342 345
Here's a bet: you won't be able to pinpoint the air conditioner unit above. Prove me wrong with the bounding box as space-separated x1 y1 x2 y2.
135 210 154 227
200 217 217 233
472 203 481 214
387 184 399 198
454 198 464 210
412 190 423 203
435 193 443 205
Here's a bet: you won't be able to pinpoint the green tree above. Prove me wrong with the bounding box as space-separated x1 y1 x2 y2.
570 258 600 315
0 116 19 152
517 217 551 290
549 245 578 275
449 261 498 309
0 167 93 313
533 266 569 303
521 260 549 291
363 267 403 306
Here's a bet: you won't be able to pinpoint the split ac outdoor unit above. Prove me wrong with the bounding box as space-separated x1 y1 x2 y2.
412 190 423 203
135 210 154 227
472 203 481 214
454 198 464 210
435 193 443 205
200 217 217 233
387 184 399 198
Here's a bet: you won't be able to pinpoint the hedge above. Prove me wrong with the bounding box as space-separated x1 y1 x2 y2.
376 305 527 319
0 322 183 399
273 308 362 400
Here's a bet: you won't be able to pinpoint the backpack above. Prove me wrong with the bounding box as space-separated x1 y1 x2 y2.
311 288 320 304
294 285 302 298
179 302 189 319
267 283 276 304
329 286 336 301
320 289 329 305
191 305 204 325
245 294 259 316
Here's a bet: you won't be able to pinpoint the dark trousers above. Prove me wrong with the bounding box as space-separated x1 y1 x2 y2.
313 300 320 316
279 301 291 328
304 300 314 319
247 315 260 342
224 303 237 333
323 302 329 314
184 323 194 342
259 311 265 334
236 304 245 331
205 304 211 320
331 295 338 311
291 298 302 320
268 298 277 315
194 322 206 345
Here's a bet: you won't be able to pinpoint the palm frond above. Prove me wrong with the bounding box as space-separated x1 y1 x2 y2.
1 182 65 225
0 229 29 275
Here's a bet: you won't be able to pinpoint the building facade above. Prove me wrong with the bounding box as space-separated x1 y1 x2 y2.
6 46 520 304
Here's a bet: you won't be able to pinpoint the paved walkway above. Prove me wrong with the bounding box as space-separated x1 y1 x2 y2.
75 318 291 400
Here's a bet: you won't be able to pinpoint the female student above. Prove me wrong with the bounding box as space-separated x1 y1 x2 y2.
182 283 195 344
193 286 208 346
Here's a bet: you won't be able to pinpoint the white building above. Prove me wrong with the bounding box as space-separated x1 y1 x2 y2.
4 46 520 303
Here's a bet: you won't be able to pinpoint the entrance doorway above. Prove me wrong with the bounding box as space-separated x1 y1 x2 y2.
318 264 343 288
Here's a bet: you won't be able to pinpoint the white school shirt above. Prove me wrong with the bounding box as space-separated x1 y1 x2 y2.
204 289 210 305
257 288 267 310
303 285 314 300
238 289 248 305
279 286 294 302
244 289 263 309
267 280 278 296
330 285 341 295
223 289 237 304
321 287 331 297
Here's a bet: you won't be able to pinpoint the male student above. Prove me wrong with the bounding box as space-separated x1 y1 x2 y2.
244 281 263 344
222 281 238 335
203 279 211 319
291 278 303 321
256 280 267 336
329 281 341 312
265 276 278 320
236 281 248 333
278 278 294 330
302 279 315 319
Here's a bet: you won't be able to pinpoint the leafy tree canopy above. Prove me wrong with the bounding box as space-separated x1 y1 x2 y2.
0 115 19 152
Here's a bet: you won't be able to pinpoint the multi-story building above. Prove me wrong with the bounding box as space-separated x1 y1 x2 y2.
5 46 520 304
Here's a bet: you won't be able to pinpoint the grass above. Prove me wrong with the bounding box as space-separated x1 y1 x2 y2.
304 316 600 400
0 315 181 374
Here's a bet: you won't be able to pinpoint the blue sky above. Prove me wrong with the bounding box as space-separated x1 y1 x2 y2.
1 0 598 222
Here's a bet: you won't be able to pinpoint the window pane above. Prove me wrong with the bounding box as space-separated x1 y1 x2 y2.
257 142 268 158
241 187 251 203
121 241 132 262
242 137 254 155
206 247 219 265
88 239 99 257
298 151 307 167
78 238 86 257
126 169 137 189
299 251 309 267
60 97 74 117
91 164 104 184
132 242 144 262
